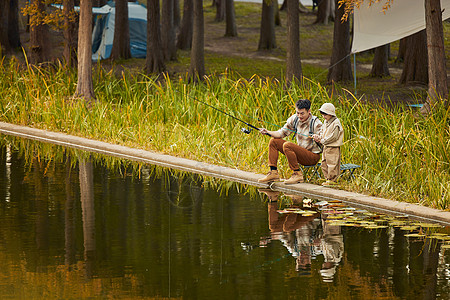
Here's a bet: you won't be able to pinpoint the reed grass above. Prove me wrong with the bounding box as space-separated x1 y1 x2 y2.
0 59 449 209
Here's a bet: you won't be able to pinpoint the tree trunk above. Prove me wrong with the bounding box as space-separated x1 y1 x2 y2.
421 0 448 115
29 0 50 65
8 0 21 49
399 30 428 85
93 0 107 6
189 0 205 80
314 0 334 25
215 0 225 22
258 0 276 50
0 0 10 55
177 0 194 50
75 0 95 101
64 155 76 266
111 0 131 60
33 159 49 254
162 0 177 60
224 0 237 37
79 157 96 279
396 38 406 63
146 0 165 74
275 0 281 26
174 0 181 27
282 0 309 13
327 0 352 83
370 44 390 77
63 0 77 67
422 239 440 300
286 0 302 84
299 1 309 14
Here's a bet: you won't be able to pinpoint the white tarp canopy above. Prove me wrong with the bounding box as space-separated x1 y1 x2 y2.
352 0 450 53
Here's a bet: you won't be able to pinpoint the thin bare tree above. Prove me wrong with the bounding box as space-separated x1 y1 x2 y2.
224 0 237 37
189 0 205 80
111 0 131 60
258 0 276 50
63 0 77 67
286 0 302 84
314 0 334 25
0 0 10 55
327 0 352 83
370 44 390 78
75 0 95 101
8 0 21 49
421 0 448 115
177 0 194 50
146 0 165 73
29 0 50 64
162 0 177 60
399 30 428 85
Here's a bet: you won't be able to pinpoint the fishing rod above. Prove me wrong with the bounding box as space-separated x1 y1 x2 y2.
173 89 312 138
180 91 271 135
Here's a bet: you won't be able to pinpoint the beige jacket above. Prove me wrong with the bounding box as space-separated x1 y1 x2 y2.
319 116 344 147
277 114 323 154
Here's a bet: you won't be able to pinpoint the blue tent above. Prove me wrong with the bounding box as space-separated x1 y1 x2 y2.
91 1 147 60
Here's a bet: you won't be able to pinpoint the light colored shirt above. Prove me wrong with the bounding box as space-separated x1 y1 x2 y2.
319 116 344 147
277 114 323 154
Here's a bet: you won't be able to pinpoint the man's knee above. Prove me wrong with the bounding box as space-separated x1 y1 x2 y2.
269 138 285 150
268 138 277 147
282 141 296 151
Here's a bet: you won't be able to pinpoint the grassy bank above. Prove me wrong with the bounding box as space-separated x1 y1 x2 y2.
0 60 449 209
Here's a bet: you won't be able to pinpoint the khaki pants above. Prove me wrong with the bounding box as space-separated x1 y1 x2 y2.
268 138 320 171
321 146 341 182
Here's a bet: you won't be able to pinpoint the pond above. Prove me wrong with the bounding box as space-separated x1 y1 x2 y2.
0 136 450 299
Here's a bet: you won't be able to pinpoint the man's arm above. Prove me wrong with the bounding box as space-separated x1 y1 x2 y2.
259 128 283 138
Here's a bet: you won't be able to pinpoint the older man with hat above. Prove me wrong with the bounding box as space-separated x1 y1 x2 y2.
312 103 344 186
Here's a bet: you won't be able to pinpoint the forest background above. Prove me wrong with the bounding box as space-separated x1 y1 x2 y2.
1 0 450 210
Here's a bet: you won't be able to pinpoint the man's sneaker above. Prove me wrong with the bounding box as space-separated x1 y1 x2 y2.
322 180 338 187
258 170 280 183
284 172 304 185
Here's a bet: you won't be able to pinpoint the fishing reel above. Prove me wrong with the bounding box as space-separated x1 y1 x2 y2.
241 127 252 134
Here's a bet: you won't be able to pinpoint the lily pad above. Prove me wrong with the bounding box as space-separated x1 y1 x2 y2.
364 225 388 229
428 235 450 241
301 213 315 217
326 215 345 220
400 226 419 231
412 223 442 228
328 200 343 203
405 233 426 238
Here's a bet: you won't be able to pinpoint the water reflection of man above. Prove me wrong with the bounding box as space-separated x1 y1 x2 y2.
319 216 344 283
260 191 320 274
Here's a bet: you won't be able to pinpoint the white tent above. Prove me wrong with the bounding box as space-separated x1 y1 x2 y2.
91 1 147 61
352 0 450 53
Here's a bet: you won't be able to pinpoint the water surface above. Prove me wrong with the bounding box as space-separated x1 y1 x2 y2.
0 138 449 299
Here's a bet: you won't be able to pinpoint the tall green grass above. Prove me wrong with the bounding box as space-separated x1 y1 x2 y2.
0 59 449 209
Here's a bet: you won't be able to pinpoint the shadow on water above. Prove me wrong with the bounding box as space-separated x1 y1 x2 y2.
0 135 450 299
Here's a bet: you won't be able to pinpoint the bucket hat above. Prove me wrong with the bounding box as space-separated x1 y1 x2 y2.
319 103 336 116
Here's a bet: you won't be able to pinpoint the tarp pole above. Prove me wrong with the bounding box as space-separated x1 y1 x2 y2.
353 53 357 95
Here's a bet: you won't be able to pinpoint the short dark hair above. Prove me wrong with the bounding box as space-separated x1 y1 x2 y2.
295 99 311 110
